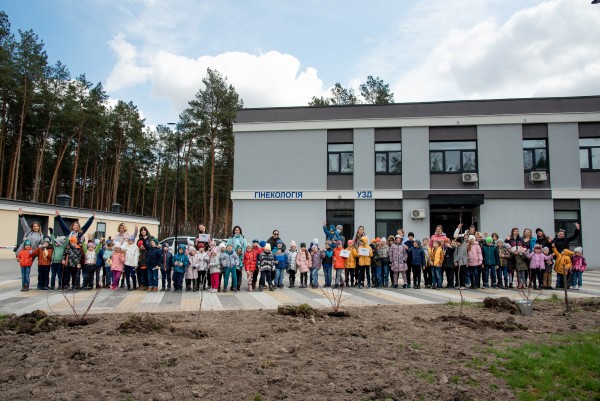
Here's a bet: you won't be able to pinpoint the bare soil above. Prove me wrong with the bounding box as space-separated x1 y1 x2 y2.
0 298 598 401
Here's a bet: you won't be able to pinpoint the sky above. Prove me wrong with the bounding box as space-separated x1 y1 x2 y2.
3 0 600 127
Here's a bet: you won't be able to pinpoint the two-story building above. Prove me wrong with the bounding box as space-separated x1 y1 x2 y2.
232 96 600 267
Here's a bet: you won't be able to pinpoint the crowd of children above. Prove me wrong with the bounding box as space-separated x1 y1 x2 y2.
15 211 588 294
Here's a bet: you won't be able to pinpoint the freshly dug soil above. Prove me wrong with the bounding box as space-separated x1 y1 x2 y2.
0 298 598 401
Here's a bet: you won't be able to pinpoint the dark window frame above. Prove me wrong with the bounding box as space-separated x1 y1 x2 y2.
554 210 582 247
523 139 549 172
328 143 354 175
579 138 600 171
429 141 478 174
375 210 402 239
375 142 402 175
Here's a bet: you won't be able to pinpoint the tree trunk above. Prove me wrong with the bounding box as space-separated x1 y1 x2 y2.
159 165 169 236
8 78 28 199
208 128 216 233
0 99 7 197
152 155 161 217
140 172 147 215
81 148 89 208
183 138 192 226
33 111 54 202
70 130 83 206
47 130 78 204
111 134 124 205
126 164 134 213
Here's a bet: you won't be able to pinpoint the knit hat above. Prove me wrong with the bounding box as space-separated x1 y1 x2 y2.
468 235 476 241
542 247 549 253
113 242 122 249
264 243 271 251
290 240 297 248
414 239 422 246
219 243 226 250
198 243 205 249
252 239 259 244
138 240 144 247
42 236 51 244
574 247 583 254
485 236 493 244
150 237 159 245
259 240 266 248
329 225 335 231
535 228 544 234
300 242 306 248
347 239 354 245
336 225 343 231
128 235 135 241
360 236 368 244
54 236 66 246
313 238 319 244
188 246 196 253
395 234 402 239
178 243 187 251
69 236 78 244
87 242 95 248
276 239 283 245
106 239 113 245
311 245 318 252
24 240 31 246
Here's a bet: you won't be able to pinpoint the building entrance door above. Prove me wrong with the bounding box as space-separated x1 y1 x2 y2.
326 209 353 246
430 209 474 238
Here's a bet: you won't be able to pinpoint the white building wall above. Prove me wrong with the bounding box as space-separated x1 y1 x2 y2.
232 200 325 246
477 125 524 189
402 199 430 241
355 199 375 240
353 128 374 190
548 123 581 189
401 127 430 189
478 199 554 238
580 199 599 268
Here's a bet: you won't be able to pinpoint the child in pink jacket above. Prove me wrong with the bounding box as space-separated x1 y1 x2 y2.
110 242 126 290
526 244 554 290
466 235 482 289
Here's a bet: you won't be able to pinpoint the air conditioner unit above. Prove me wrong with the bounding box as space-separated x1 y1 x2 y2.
411 209 426 219
529 171 548 182
462 173 478 183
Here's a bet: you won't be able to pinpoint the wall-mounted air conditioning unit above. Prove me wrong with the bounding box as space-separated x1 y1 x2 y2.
529 171 548 182
462 173 478 183
411 209 426 219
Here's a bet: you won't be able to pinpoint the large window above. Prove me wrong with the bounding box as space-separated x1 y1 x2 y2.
554 211 582 247
328 144 353 174
375 211 402 239
375 143 401 174
429 141 477 173
95 222 106 240
579 138 600 170
523 139 548 171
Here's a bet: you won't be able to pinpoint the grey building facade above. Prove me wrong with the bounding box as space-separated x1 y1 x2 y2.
232 96 600 267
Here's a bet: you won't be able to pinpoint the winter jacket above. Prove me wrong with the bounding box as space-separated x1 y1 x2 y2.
571 255 587 272
63 245 83 268
323 225 343 243
33 246 53 266
429 247 444 268
526 251 553 270
123 242 140 266
243 250 258 272
378 244 390 264
311 250 324 270
481 244 500 266
56 214 94 244
160 250 173 271
287 250 298 271
343 247 357 268
173 252 190 274
110 251 126 272
50 235 67 264
370 244 381 267
442 246 455 269
467 244 482 267
275 252 288 270
409 247 426 267
498 247 511 267
333 247 346 269
322 249 334 267
258 251 277 272
513 252 529 271
82 243 101 265
390 243 408 272
357 245 373 266
454 243 468 266
209 255 221 274
295 250 312 273
553 229 580 253
266 236 286 252
138 248 148 268
226 234 248 253
16 216 44 253
430 233 449 245
146 247 162 270
17 248 34 267
197 252 209 271
103 249 114 268
552 247 573 275
185 253 200 279
220 251 239 269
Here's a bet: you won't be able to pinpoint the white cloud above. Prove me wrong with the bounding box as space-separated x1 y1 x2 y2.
105 33 153 92
390 0 600 101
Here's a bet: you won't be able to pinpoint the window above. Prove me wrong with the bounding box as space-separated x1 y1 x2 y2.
375 143 401 174
375 211 402 239
328 144 353 174
95 222 106 240
579 138 600 170
523 139 548 171
429 141 477 173
554 211 582 247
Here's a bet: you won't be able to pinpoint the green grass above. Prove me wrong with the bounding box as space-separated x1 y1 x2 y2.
253 393 262 401
491 331 600 401
533 293 560 303
416 370 435 384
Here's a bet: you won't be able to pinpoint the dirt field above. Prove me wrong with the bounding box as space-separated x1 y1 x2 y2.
0 298 598 401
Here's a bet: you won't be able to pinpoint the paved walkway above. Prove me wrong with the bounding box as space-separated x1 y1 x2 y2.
0 259 598 315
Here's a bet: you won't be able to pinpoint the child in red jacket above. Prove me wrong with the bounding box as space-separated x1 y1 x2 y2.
17 240 34 291
32 236 53 290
